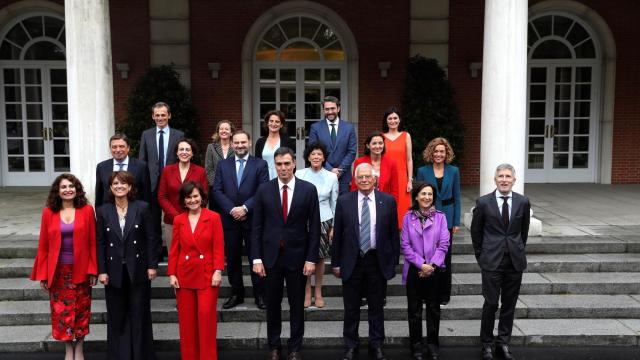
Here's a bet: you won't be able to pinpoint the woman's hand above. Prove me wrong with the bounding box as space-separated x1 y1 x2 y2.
169 275 180 289
39 280 49 292
420 263 435 277
211 270 222 287
88 275 98 286
98 273 109 285
406 180 413 193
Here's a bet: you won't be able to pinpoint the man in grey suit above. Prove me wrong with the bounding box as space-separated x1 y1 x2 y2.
138 102 184 253
471 164 531 360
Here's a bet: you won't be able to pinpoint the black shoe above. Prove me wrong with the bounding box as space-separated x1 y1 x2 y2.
341 348 358 360
411 343 423 360
255 296 267 310
268 349 282 360
481 344 494 360
368 347 387 360
222 294 244 309
495 344 515 360
426 344 440 360
440 300 449 306
360 298 367 307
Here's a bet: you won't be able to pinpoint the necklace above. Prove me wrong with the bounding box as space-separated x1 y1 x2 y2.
116 203 128 221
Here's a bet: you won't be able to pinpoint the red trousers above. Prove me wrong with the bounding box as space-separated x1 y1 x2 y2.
176 286 219 360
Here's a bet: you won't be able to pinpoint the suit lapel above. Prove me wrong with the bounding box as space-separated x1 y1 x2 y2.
108 203 124 241
148 130 158 162
508 194 522 231
375 190 384 242
191 211 208 254
320 121 335 151
122 201 138 241
239 156 252 187
227 158 239 188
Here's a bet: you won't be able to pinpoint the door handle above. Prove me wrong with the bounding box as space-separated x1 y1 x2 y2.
549 125 554 138
41 128 47 141
48 127 53 140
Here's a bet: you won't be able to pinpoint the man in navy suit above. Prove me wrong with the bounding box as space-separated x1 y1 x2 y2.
212 130 269 309
308 96 357 195
472 164 530 360
332 163 399 360
252 146 320 360
95 133 151 207
138 102 185 246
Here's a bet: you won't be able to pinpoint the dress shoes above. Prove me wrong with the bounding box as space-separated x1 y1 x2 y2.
287 351 302 360
222 295 244 309
360 298 368 307
368 347 387 360
426 344 440 360
255 296 267 310
481 345 494 360
495 344 515 360
267 349 281 360
341 348 358 360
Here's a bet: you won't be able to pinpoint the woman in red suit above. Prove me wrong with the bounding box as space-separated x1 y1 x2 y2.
30 173 97 360
168 181 225 360
158 138 209 252
350 131 399 204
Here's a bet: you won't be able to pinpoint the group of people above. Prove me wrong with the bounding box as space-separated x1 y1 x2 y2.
30 97 531 360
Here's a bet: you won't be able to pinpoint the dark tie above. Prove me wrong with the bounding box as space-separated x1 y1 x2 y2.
330 123 337 147
282 185 288 223
237 159 245 188
116 162 124 171
158 129 165 173
501 196 510 228
360 196 371 255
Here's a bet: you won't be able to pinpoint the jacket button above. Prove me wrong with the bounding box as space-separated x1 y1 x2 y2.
135 224 139 228
106 228 110 232
110 243 113 247
136 254 139 258
185 255 189 260
109 256 112 260
199 254 204 259
133 241 137 244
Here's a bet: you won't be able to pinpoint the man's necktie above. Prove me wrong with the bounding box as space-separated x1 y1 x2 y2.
158 129 165 174
330 123 337 147
237 159 245 188
117 162 124 171
360 196 371 255
282 185 288 223
501 196 510 228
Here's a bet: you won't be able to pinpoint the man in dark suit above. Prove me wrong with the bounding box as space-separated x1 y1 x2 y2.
471 163 531 360
95 133 151 207
138 102 185 252
332 163 399 360
212 130 269 309
252 146 320 360
308 96 357 195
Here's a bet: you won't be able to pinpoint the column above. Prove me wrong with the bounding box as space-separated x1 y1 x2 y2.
479 0 528 195
65 0 115 201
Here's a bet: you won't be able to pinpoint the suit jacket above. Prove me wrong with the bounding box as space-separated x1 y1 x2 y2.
308 119 357 185
251 178 321 270
138 126 185 192
416 164 461 228
31 205 98 287
400 210 450 284
331 190 400 282
94 157 152 207
211 155 269 230
350 155 399 204
157 163 208 224
254 136 296 159
96 200 160 288
471 190 531 272
205 141 234 185
167 208 225 289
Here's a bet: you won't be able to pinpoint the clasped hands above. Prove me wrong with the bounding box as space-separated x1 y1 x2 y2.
418 263 435 278
230 206 247 221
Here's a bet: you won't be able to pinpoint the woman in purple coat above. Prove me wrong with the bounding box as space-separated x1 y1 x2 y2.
401 182 450 360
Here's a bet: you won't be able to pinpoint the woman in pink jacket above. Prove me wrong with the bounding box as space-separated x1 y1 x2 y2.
401 182 450 360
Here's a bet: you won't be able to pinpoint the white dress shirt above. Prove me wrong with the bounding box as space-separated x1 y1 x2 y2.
326 117 340 135
112 156 129 171
495 190 513 220
357 190 377 249
278 176 295 215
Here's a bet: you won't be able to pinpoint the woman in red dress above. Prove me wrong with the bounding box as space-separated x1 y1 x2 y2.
350 131 399 204
31 173 97 360
168 181 225 359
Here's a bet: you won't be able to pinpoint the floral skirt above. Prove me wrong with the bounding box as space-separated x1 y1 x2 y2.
49 264 92 341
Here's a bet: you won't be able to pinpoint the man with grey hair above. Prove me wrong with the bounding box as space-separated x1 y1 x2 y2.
471 163 530 360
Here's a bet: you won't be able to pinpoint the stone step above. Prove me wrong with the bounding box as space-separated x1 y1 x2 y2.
1 318 639 352
3 295 640 326
3 253 640 279
2 272 639 301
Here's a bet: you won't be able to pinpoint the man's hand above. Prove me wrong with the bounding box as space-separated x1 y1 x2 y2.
303 262 316 276
98 273 109 285
420 263 435 277
332 267 341 278
147 269 157 281
253 263 266 277
230 206 247 220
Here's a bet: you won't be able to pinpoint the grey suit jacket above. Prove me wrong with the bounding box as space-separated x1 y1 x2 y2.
138 126 184 191
471 190 531 272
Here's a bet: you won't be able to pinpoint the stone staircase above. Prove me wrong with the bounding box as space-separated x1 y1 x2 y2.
1 230 640 353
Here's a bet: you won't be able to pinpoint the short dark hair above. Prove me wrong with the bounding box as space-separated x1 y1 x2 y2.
152 101 170 114
322 96 340 108
232 129 251 141
363 131 386 156
46 173 88 212
274 146 295 161
179 181 207 209
409 182 438 211
173 138 199 158
107 171 137 201
303 142 327 167
110 133 130 147
381 106 402 132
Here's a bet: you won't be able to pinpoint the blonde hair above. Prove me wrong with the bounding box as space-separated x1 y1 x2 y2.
423 137 455 164
211 119 236 142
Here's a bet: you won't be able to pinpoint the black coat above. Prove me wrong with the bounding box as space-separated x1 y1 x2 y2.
254 135 296 158
94 157 151 207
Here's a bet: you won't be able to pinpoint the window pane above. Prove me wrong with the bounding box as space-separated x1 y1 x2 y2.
305 103 320 120
260 104 274 119
576 67 592 82
314 24 338 48
554 136 569 152
5 104 22 119
26 104 43 120
573 153 588 168
323 41 344 61
575 40 595 58
53 139 69 155
305 88 321 102
528 137 545 152
530 68 546 83
574 102 590 117
529 102 545 118
52 104 68 120
24 69 41 84
8 157 25 172
555 85 571 100
555 67 572 82
575 84 591 100
256 41 276 61
304 69 320 82
28 139 44 155
280 17 299 39
527 23 538 48
554 119 570 135
532 16 552 38
566 23 589 45
26 122 43 137
280 69 295 83
281 42 320 61
554 102 570 117
51 86 67 102
3 69 21 84
301 17 321 39
52 122 69 137
325 69 341 82
7 139 24 154
25 86 42 102
6 23 30 47
54 156 70 172
528 154 544 169
553 154 569 168
324 87 340 99
280 103 296 119
6 121 23 137
260 87 275 102
263 24 286 47
573 136 589 152
44 16 64 38
528 120 545 135
574 119 589 134
24 41 66 60
23 16 44 38
280 87 296 102
532 40 572 59
29 157 45 172
0 41 21 60
530 84 546 101
553 16 573 37
50 69 66 84
4 86 21 102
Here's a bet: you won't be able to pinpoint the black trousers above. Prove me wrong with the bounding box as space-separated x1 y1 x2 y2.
224 226 263 299
104 264 155 360
438 229 454 303
265 255 307 352
480 254 522 346
406 266 441 347
342 250 387 349
149 190 162 254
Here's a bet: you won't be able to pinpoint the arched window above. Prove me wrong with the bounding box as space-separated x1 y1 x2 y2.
529 14 596 59
0 15 65 60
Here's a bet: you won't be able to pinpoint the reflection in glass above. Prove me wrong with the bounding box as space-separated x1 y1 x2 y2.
325 69 341 82
555 67 572 83
256 41 276 61
532 40 571 59
263 25 286 48
6 23 30 47
528 154 544 169
553 154 569 169
23 16 44 38
301 17 321 39
554 85 571 100
528 137 544 152
574 102 590 117
576 67 592 82
553 136 569 152
8 157 25 172
44 16 64 38
280 104 296 119
304 69 321 82
554 102 570 118
566 23 589 45
305 104 320 120
7 139 24 154
25 86 42 102
314 24 337 48
323 41 344 61
24 42 65 60
281 42 320 61
574 40 595 58
305 88 321 102
280 17 299 39
280 69 296 82
575 84 591 100
6 121 23 137
24 69 41 84
325 88 340 99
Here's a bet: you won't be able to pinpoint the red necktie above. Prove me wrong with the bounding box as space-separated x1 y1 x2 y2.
282 184 288 223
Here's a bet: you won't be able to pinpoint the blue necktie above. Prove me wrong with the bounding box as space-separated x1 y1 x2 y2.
237 159 245 188
360 196 371 255
158 129 165 173
117 162 124 171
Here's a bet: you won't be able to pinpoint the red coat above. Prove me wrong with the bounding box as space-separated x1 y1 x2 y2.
30 205 98 287
350 155 399 204
158 163 209 225
167 208 225 289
